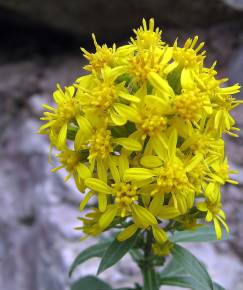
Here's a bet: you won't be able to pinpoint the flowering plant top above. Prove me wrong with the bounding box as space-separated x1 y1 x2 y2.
39 19 241 290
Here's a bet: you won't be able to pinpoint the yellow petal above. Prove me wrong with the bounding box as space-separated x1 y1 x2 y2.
76 115 93 136
157 205 180 219
117 224 138 241
149 196 164 216
110 108 127 126
168 128 177 159
196 201 208 212
152 225 168 244
177 195 188 214
76 163 91 179
113 103 140 123
119 154 129 179
97 158 107 183
57 123 67 148
74 129 84 150
119 92 140 103
99 205 118 229
132 204 157 228
140 155 162 168
108 156 120 183
79 191 93 211
98 192 108 212
151 136 167 161
213 218 222 240
206 211 213 222
114 138 142 151
185 153 203 172
85 178 111 194
181 68 194 89
124 168 155 182
214 110 222 130
148 72 174 97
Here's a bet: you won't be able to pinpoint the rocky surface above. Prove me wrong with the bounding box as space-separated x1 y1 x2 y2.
1 4 243 290
0 0 243 40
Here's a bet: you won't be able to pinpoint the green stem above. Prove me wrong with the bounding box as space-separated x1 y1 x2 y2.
142 231 159 290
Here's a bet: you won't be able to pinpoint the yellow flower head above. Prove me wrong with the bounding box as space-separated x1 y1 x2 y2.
173 36 205 69
130 18 164 49
40 85 81 148
81 34 117 74
40 19 241 247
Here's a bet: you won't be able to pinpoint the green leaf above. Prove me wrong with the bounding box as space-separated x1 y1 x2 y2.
213 282 226 290
161 257 226 290
143 268 159 290
160 276 226 290
69 242 109 277
129 248 143 263
167 66 182 95
97 234 138 274
160 257 186 277
171 244 214 290
71 275 112 290
171 225 230 243
115 288 135 290
160 275 205 290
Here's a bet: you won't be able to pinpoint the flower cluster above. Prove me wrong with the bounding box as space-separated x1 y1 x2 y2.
40 19 241 255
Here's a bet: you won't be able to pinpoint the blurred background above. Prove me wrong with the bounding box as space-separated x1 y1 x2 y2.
1 1 243 289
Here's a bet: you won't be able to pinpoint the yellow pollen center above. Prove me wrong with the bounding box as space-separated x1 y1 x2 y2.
91 83 116 111
173 48 202 68
112 182 138 216
138 108 167 136
89 128 112 160
135 31 162 49
57 99 80 123
157 162 188 192
89 47 114 73
129 50 162 83
59 150 81 172
175 90 203 121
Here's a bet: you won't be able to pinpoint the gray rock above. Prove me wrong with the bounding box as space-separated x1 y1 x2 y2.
223 0 243 9
0 0 242 39
228 44 243 85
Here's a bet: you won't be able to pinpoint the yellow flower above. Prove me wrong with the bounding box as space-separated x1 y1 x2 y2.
152 241 173 256
172 36 205 70
52 148 91 191
197 197 229 240
39 18 241 245
76 66 138 125
208 158 238 185
77 208 103 237
125 129 203 214
81 34 117 74
39 85 80 148
130 18 164 50
74 115 142 182
127 47 172 84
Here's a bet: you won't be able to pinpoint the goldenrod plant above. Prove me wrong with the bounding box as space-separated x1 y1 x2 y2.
39 19 242 290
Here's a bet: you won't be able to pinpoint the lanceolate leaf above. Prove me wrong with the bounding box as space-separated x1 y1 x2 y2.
69 242 109 277
171 225 230 243
161 257 226 290
160 275 205 290
160 276 226 290
171 244 214 290
115 288 135 290
160 257 186 277
97 234 138 274
71 275 112 290
213 282 226 290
